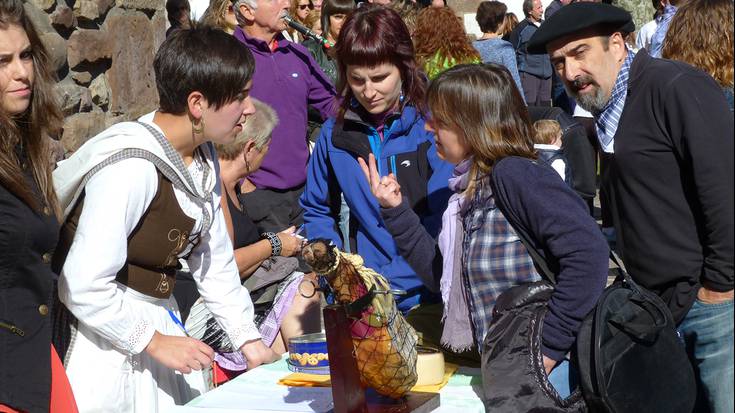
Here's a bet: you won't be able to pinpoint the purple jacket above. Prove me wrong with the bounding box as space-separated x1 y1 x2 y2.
234 28 336 190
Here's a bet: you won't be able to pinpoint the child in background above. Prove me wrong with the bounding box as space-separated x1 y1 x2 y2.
533 119 570 185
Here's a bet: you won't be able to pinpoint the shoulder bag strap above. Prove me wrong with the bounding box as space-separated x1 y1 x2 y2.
489 160 557 285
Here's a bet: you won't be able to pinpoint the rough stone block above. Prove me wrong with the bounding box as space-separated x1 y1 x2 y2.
28 0 57 12
90 73 111 107
61 112 108 153
151 7 167 52
67 28 111 68
50 4 77 29
40 31 68 73
450 0 481 14
73 0 116 21
115 0 165 11
71 71 94 85
104 8 160 117
56 77 93 116
23 1 54 33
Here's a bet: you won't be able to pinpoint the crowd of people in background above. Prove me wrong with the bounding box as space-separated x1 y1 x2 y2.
1 0 732 412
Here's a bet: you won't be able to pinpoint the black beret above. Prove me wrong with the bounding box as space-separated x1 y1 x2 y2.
527 2 634 54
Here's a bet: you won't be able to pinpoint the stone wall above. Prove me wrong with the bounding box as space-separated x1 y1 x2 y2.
26 0 166 153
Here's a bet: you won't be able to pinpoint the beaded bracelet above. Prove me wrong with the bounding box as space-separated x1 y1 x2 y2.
261 232 282 257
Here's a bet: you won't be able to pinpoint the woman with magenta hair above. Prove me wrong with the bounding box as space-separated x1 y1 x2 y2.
300 4 453 343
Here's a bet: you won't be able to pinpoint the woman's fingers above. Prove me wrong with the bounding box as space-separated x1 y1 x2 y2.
358 155 402 207
358 157 371 184
358 153 384 194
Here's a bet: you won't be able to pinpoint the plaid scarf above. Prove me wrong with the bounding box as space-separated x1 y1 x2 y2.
595 49 636 153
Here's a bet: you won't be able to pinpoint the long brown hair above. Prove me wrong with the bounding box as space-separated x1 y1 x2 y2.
413 6 480 68
662 0 734 88
427 63 535 199
200 0 237 34
1 0 62 215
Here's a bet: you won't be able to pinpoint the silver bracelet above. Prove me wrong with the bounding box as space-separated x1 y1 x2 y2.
261 232 281 256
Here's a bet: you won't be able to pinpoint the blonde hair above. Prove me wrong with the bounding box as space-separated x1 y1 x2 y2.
533 119 562 145
215 99 279 160
662 0 734 88
201 0 237 34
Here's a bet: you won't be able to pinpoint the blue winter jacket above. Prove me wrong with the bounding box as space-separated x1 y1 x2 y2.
300 106 453 313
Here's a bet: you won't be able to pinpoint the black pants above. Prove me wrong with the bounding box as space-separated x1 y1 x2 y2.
521 72 552 107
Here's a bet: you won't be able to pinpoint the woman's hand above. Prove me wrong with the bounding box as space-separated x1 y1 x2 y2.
240 339 281 369
543 355 557 375
358 153 403 208
144 331 214 374
277 226 305 257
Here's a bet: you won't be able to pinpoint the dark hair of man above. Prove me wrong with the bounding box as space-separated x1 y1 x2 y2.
166 0 191 26
321 0 355 37
427 63 535 199
334 5 426 119
476 1 508 33
0 0 62 215
154 26 255 115
522 0 535 17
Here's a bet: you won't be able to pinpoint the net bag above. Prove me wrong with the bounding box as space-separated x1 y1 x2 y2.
302 240 418 399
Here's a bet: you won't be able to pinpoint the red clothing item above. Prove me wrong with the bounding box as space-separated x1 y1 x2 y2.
0 345 78 413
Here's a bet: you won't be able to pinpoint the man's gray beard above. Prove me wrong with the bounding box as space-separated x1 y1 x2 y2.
565 83 609 114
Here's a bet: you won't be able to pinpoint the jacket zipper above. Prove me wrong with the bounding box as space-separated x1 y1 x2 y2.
0 321 25 337
367 125 399 177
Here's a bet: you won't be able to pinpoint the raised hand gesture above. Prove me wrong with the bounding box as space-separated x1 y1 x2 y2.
358 153 402 209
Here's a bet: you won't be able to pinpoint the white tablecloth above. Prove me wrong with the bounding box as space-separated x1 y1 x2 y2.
168 357 485 413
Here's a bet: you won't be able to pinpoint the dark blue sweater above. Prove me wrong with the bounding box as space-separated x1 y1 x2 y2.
382 156 609 360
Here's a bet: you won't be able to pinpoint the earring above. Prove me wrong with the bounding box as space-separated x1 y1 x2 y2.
244 151 251 173
399 92 405 104
192 115 205 135
350 97 359 108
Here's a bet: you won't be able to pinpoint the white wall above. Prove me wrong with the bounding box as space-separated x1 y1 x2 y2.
463 0 554 38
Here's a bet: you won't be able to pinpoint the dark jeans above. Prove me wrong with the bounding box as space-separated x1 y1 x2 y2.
678 298 734 412
238 183 305 234
520 72 552 106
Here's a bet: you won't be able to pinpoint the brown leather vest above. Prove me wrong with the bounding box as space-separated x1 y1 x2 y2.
53 171 196 299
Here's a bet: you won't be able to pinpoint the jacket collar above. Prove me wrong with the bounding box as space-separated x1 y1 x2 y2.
332 106 421 159
626 48 653 92
234 27 289 54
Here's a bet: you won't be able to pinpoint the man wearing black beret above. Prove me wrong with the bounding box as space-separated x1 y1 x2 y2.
528 2 734 412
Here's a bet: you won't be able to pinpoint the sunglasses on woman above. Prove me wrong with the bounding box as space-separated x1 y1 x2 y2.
298 4 313 10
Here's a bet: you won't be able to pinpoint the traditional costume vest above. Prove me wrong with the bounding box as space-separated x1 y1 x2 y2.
52 171 195 299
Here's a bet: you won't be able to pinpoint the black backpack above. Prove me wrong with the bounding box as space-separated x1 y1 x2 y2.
490 167 697 413
574 256 697 412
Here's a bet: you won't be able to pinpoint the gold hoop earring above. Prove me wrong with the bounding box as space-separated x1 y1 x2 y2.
192 115 205 135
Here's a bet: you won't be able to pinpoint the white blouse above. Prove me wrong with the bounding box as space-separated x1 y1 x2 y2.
58 122 260 356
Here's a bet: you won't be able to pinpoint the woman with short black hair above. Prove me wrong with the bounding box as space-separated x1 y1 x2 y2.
52 27 279 412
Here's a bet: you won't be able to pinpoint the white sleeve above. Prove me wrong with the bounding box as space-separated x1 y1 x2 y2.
551 158 566 182
59 158 159 355
186 181 262 350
